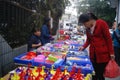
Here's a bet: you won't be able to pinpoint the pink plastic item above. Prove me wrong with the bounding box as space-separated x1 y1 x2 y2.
54 44 62 48
37 55 45 58
34 55 45 62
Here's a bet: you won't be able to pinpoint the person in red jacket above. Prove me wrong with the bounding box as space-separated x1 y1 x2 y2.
79 13 115 80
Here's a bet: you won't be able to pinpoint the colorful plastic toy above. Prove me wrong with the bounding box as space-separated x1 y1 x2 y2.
40 66 46 76
50 65 56 75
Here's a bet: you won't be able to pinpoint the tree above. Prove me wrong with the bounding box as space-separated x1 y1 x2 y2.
30 0 70 35
77 0 116 27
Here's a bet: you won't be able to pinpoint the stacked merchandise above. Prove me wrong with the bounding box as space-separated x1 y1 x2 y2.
14 30 94 79
14 40 94 76
7 65 92 80
58 29 71 41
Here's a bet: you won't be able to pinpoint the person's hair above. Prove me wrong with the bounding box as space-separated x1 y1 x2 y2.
118 23 120 28
79 13 98 23
32 27 40 33
43 17 50 25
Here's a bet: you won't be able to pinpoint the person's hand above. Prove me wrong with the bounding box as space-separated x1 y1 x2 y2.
79 46 84 51
49 35 54 40
37 43 42 47
110 54 115 60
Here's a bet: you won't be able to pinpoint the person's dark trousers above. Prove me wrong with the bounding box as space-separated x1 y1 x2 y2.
92 62 108 80
114 46 120 66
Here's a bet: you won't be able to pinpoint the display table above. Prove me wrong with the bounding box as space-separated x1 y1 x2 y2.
6 34 93 80
2 74 9 80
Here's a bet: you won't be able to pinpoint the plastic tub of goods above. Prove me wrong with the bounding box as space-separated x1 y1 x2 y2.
14 52 37 65
36 46 51 53
50 47 55 52
54 59 94 75
80 64 94 76
41 52 51 57
68 45 81 51
70 44 81 47
67 50 88 57
48 54 59 62
55 41 64 44
54 59 73 72
54 59 65 68
44 58 55 68
67 56 94 75
32 55 45 66
73 64 94 75
68 48 79 51
44 54 63 68
67 56 91 65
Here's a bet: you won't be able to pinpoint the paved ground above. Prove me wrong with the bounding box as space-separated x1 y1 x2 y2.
105 77 120 80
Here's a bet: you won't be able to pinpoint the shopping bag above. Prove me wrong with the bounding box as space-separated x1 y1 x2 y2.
104 60 120 78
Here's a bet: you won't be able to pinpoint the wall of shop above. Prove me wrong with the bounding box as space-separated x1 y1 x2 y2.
0 35 27 77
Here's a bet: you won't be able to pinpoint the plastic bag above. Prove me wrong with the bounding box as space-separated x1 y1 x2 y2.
104 60 120 78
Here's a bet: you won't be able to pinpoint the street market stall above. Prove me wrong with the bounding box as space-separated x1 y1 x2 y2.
1 29 94 80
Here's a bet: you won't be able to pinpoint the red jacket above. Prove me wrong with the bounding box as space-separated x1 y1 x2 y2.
83 19 114 63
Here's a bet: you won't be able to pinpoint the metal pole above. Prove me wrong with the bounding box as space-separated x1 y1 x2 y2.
118 0 120 23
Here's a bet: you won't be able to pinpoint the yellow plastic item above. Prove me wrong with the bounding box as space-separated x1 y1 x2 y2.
0 78 3 80
11 72 20 80
64 66 69 75
62 52 67 55
63 45 68 49
15 72 20 80
50 65 56 75
87 74 92 78
85 74 92 80
40 66 45 76
40 77 44 80
32 67 38 77
84 76 89 80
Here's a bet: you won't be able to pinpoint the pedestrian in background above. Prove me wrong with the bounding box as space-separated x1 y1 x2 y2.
112 23 120 66
79 13 115 80
112 20 117 31
41 17 53 45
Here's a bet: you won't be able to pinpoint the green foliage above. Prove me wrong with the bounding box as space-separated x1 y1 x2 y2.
31 0 70 35
77 0 116 27
48 0 70 35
